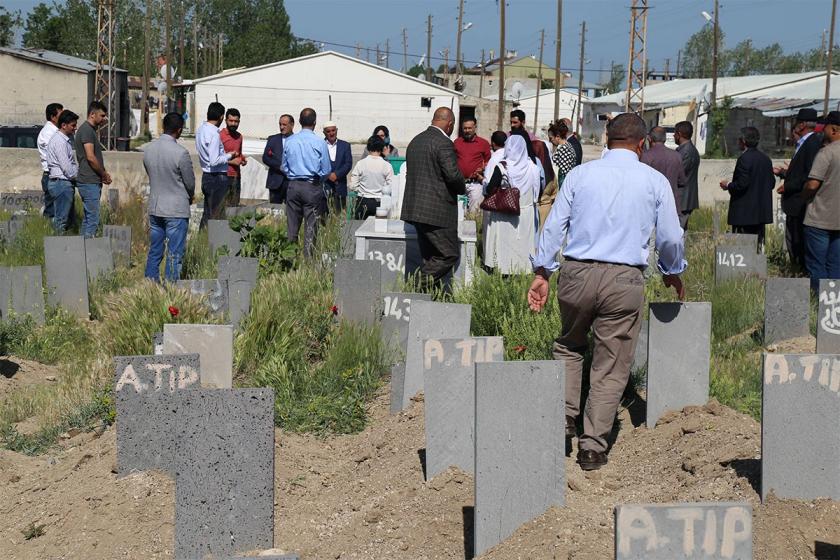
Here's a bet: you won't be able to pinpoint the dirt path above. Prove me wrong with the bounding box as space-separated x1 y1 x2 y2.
1 386 838 559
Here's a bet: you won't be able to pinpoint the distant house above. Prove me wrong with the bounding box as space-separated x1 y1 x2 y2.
479 55 559 86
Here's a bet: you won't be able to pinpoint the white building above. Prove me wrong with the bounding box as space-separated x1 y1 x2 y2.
515 89 587 136
191 51 461 145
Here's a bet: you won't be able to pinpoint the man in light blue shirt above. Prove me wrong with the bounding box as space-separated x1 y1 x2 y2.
528 113 687 471
196 101 240 229
282 107 331 257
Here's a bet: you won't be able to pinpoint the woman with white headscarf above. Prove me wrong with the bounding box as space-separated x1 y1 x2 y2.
482 134 543 273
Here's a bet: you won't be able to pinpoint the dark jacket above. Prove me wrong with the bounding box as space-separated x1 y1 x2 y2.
401 126 466 228
326 139 353 196
568 134 583 166
641 143 686 213
726 147 776 226
781 132 824 217
262 133 289 192
676 140 701 213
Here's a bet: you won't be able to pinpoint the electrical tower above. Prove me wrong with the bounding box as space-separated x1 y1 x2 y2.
95 0 116 149
624 0 649 113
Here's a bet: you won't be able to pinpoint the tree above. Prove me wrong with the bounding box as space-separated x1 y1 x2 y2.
407 64 425 78
0 7 20 47
600 63 625 94
682 26 723 79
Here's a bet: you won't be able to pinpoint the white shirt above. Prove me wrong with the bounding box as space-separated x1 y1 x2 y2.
327 139 337 162
37 121 59 172
795 131 815 155
483 148 505 187
349 155 394 199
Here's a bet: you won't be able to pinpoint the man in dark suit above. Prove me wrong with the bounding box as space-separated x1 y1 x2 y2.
641 126 686 214
674 120 701 229
720 127 776 248
561 117 584 166
402 107 466 291
323 121 353 213
775 108 823 268
262 114 294 203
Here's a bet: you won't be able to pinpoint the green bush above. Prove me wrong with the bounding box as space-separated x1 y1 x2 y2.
230 213 299 275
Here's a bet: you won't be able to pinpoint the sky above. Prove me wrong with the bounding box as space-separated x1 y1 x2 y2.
4 0 835 82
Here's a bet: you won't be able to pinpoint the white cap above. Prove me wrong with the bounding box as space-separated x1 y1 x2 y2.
323 121 337 129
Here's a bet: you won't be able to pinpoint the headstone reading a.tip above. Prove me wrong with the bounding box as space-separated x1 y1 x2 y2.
474 360 564 557
103 225 131 263
174 388 275 560
43 236 89 319
333 258 382 325
761 353 840 501
0 266 45 325
397 300 471 412
84 236 114 283
207 219 242 256
714 245 767 284
424 336 504 479
113 353 201 475
646 302 711 427
615 502 752 560
382 292 432 415
176 278 228 315
817 279 840 354
340 219 365 258
764 278 810 345
162 324 233 389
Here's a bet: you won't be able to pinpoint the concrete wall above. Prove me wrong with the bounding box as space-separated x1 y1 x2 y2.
0 56 88 126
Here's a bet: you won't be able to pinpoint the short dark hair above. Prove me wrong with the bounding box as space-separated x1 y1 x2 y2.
280 114 294 125
88 100 107 115
490 130 507 148
648 126 667 144
207 102 225 121
45 103 63 121
675 121 693 139
548 120 569 139
510 109 526 122
607 113 647 144
225 108 241 119
57 110 79 127
299 107 316 127
163 112 184 134
741 126 760 148
462 117 477 126
366 135 386 153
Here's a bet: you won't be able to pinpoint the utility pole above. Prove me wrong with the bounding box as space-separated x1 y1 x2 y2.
711 0 719 109
376 43 381 67
676 49 682 78
443 48 450 87
455 0 465 78
625 0 649 113
534 29 545 134
821 29 828 67
356 43 361 59
553 0 563 121
479 49 485 98
164 0 172 107
664 58 670 79
385 39 390 68
366 47 371 63
95 0 115 149
402 28 408 72
826 0 837 114
143 0 150 135
497 0 506 130
426 14 433 81
178 0 185 84
576 21 586 135
192 12 198 78
218 32 223 71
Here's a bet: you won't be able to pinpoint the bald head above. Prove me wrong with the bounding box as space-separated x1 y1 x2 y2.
432 107 456 137
648 126 667 144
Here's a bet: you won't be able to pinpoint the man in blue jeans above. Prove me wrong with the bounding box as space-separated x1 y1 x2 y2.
45 110 80 232
143 113 195 282
74 101 112 237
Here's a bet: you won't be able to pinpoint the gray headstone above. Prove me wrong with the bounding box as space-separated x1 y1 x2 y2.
397 300 471 411
84 237 114 283
43 236 89 318
615 502 752 559
176 279 228 315
0 266 45 325
224 206 258 218
764 278 810 345
174 388 274 560
474 360 565 557
714 245 767 284
0 191 44 214
103 225 131 263
217 256 259 288
162 324 234 389
365 239 414 291
228 280 252 327
762 353 840 501
333 258 382 325
108 188 119 212
340 219 364 257
633 318 648 373
817 279 840 353
712 201 727 236
256 202 286 219
0 221 11 244
114 353 201 475
647 302 712 426
208 219 242 256
382 292 432 414
722 232 759 252
153 332 164 355
424 337 504 479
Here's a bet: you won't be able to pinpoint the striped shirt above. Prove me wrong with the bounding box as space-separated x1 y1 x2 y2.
46 132 78 180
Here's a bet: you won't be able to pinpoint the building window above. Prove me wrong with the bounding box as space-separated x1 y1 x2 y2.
421 97 432 108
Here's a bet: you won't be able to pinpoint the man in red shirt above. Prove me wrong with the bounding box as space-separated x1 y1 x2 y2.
453 117 491 212
219 107 247 206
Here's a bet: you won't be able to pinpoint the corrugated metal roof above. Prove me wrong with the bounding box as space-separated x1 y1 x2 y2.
0 47 125 73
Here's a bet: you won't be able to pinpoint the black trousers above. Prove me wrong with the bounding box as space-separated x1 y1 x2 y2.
785 213 806 268
268 187 285 204
354 197 380 220
226 175 241 207
732 224 766 249
412 221 460 291
200 172 228 229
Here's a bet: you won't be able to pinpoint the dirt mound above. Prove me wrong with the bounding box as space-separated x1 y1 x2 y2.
0 386 838 559
0 356 62 400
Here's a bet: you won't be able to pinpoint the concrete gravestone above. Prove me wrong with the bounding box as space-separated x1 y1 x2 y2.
474 361 565 557
721 233 759 252
207 219 242 256
615 502 752 560
174 388 275 560
44 236 89 318
0 266 45 324
340 219 365 257
365 238 420 291
108 188 119 212
84 237 114 282
396 300 471 411
764 278 810 345
647 303 712 426
0 191 44 214
103 225 131 263
423 336 504 479
218 256 259 326
381 292 432 414
817 280 840 353
162 324 234 389
176 279 228 315
114 354 201 474
333 258 382 325
715 245 767 283
762 353 840 500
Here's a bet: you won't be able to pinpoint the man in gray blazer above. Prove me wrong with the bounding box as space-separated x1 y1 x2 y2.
143 112 195 282
401 107 466 290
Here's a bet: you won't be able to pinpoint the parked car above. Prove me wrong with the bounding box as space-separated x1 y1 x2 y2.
0 126 40 149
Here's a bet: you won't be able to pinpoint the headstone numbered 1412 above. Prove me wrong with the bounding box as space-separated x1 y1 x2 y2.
714 245 767 284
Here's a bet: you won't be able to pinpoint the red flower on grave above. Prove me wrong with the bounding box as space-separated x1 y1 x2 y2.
330 305 339 316
513 345 527 354
168 305 180 318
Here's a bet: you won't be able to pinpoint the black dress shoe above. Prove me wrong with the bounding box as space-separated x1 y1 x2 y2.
565 415 577 438
577 449 608 471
